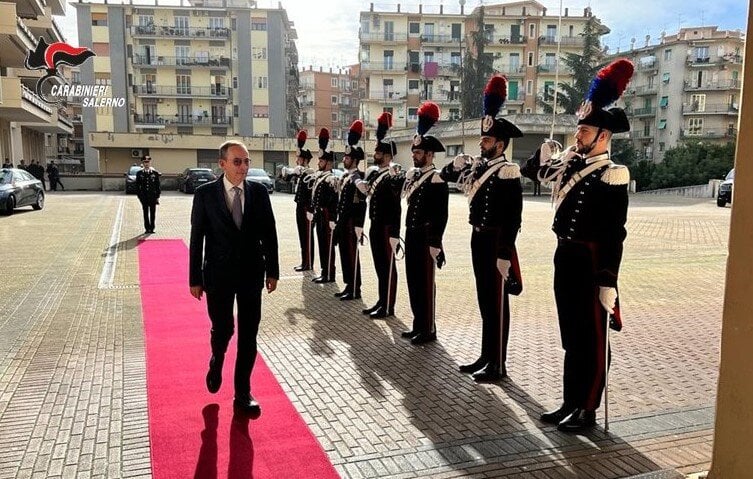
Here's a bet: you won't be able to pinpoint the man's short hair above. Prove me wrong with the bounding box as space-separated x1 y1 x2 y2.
219 140 247 160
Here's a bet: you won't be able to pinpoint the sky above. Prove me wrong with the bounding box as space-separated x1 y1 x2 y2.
55 0 748 69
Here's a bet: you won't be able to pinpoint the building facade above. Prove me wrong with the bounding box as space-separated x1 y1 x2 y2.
298 65 360 141
1 0 73 168
358 0 608 129
615 27 744 162
72 0 300 174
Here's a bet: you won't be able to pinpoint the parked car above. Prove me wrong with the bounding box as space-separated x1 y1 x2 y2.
177 168 217 193
0 168 45 215
717 168 734 207
246 168 274 193
125 165 141 194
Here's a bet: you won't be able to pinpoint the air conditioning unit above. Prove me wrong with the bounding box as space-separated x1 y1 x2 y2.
131 149 143 158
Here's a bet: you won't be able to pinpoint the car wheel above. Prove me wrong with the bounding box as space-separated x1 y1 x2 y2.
717 198 727 207
3 195 15 215
32 191 45 210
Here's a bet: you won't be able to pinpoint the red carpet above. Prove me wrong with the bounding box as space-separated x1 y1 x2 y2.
138 239 340 479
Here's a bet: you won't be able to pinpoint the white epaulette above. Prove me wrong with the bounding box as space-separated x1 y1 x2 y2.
497 162 521 180
600 164 630 185
431 171 445 183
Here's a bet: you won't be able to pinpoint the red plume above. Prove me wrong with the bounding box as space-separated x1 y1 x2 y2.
296 129 307 149
377 112 392 128
416 101 440 136
349 120 364 136
318 128 330 151
596 58 634 99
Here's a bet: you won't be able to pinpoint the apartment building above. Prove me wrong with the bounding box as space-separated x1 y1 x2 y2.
298 65 360 142
1 0 73 167
72 0 300 174
358 0 608 129
615 27 744 162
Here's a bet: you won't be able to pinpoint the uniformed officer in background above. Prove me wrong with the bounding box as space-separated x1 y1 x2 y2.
136 154 161 234
310 129 339 283
282 130 316 272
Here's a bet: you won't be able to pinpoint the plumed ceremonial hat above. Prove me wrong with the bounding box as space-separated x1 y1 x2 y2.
577 58 634 134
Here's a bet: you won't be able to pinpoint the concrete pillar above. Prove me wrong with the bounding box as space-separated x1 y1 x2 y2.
707 2 753 477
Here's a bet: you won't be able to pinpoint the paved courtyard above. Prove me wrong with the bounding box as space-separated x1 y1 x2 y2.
0 189 729 478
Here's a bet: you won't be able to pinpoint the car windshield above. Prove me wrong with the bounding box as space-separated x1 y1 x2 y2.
191 170 214 178
129 166 142 175
726 169 735 181
247 168 268 177
0 171 11 184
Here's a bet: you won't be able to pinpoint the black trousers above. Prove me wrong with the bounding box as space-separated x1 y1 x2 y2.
140 200 157 231
471 228 510 368
554 240 610 411
295 204 314 269
315 210 336 280
206 286 262 400
337 217 361 294
369 223 397 312
405 227 435 334
50 177 64 191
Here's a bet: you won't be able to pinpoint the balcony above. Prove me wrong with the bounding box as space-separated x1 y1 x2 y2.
132 54 231 68
536 63 572 75
14 0 46 19
133 85 231 98
420 91 461 104
361 61 407 73
24 14 65 44
686 55 720 67
487 35 527 45
420 34 463 45
134 114 233 126
130 25 230 40
493 63 526 76
538 35 584 47
368 91 406 102
631 107 656 117
636 58 658 71
359 31 408 43
684 79 741 91
0 76 53 123
682 103 740 115
632 85 658 95
681 128 738 139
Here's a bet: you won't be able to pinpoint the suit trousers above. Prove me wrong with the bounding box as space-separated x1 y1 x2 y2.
405 227 436 334
337 217 361 294
206 286 262 400
471 228 510 368
315 211 336 280
140 200 156 231
554 240 610 410
369 223 397 312
296 203 314 268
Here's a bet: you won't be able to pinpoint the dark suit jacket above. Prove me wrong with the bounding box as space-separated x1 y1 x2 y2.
189 176 279 292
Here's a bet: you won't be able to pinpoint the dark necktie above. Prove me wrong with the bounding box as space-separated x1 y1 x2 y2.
231 186 242 229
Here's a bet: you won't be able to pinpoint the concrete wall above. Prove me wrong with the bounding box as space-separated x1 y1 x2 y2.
639 180 721 198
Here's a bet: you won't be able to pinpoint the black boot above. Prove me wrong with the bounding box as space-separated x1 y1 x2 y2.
557 408 596 432
205 354 224 393
458 357 486 374
471 363 506 382
540 404 576 425
362 304 380 315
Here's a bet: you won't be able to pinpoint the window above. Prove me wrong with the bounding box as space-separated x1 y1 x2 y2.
508 80 519 100
659 96 669 108
526 80 533 95
176 74 191 94
91 13 108 26
423 52 434 64
251 18 267 31
643 120 652 137
383 50 394 69
331 112 338 122
546 25 557 41
659 142 665 152
529 23 535 38
175 46 190 65
690 93 706 112
94 73 111 85
384 21 394 41
664 49 672 61
252 47 267 60
543 81 554 101
424 23 435 41
361 18 369 34
138 15 154 27
255 76 268 89
658 119 667 129
383 107 393 115
527 52 534 67
688 118 703 135
451 52 461 66
694 46 709 62
544 53 556 69
408 107 418 121
449 108 460 120
409 22 420 34
209 17 225 31
174 16 189 35
662 72 670 83
509 53 520 71
408 80 419 91
331 77 338 87
233 77 238 88
331 95 338 104
446 145 463 156
252 105 269 118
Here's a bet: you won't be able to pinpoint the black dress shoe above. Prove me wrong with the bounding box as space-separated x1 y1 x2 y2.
205 355 224 394
233 396 261 417
540 404 576 425
471 363 507 382
339 292 361 301
313 277 335 284
312 276 322 282
294 265 311 272
400 330 417 339
369 307 394 319
334 290 348 297
458 357 487 374
557 408 596 432
410 332 437 345
362 304 380 315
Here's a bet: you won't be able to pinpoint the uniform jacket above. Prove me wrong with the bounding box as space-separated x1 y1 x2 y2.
189 176 279 291
310 171 338 219
293 170 314 207
136 168 161 202
441 155 522 260
366 166 404 237
336 169 367 228
404 166 449 248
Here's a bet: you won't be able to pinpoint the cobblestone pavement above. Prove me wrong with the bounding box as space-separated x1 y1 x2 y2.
0 190 729 478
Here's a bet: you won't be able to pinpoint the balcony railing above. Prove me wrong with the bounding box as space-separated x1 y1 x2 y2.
684 79 741 91
361 61 407 72
16 17 36 46
632 85 658 95
487 35 527 45
132 54 231 68
631 107 656 116
130 25 230 39
636 58 658 71
134 114 233 126
359 32 408 43
21 84 52 114
538 35 584 47
133 85 230 97
681 128 737 138
420 34 463 45
682 103 740 114
369 91 406 101
419 92 461 103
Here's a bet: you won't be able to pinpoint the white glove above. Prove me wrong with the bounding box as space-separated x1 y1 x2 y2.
389 164 401 176
355 179 369 195
539 139 563 165
306 212 314 222
389 237 400 254
354 226 363 239
452 154 470 171
599 287 618 315
496 259 511 282
328 220 336 230
429 246 441 261
293 165 305 175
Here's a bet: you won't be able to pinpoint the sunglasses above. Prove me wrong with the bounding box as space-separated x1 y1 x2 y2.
226 158 250 166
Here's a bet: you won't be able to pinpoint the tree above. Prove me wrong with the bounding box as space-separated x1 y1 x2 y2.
538 16 604 114
460 6 494 119
637 142 735 191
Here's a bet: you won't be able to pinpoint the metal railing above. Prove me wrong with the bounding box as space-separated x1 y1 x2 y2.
133 85 230 97
684 79 741 91
487 35 527 45
420 34 463 44
131 25 230 39
21 84 52 114
134 114 233 126
132 54 231 68
682 103 740 114
538 35 584 47
359 32 408 43
631 107 656 116
360 61 407 72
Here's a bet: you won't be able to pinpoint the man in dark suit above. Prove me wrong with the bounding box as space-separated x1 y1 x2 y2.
189 140 279 416
135 155 161 234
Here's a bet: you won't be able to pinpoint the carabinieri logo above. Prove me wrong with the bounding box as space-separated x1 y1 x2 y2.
25 38 96 105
